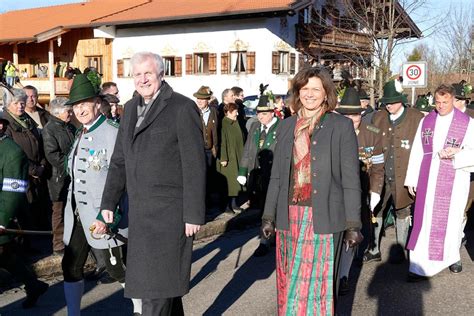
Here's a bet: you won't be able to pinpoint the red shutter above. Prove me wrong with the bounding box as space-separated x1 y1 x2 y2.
117 59 124 78
209 53 217 74
221 53 229 74
174 57 182 77
272 51 279 74
246 51 255 74
185 54 193 75
290 53 296 74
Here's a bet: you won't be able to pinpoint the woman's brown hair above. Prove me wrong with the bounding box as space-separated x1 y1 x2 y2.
289 67 337 114
224 102 238 114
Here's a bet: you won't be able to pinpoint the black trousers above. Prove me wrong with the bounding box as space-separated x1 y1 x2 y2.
61 217 126 283
0 241 39 294
142 297 184 316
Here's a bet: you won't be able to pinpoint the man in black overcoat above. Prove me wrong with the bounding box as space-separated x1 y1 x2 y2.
100 52 206 316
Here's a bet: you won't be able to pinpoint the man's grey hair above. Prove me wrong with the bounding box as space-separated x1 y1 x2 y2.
221 88 232 102
49 97 71 117
2 87 27 106
130 52 164 76
23 85 39 96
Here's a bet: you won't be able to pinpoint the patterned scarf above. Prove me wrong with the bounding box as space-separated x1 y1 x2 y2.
291 108 323 203
7 110 32 129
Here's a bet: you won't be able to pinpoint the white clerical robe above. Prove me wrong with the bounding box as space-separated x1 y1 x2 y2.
404 110 474 277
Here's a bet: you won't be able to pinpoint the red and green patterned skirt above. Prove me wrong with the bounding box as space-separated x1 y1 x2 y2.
276 205 335 316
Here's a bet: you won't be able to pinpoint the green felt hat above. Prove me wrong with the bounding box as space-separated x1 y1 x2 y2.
193 86 213 99
256 95 275 112
67 74 99 105
380 80 407 104
336 87 364 114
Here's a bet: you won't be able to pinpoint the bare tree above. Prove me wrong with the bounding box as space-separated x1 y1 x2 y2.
436 5 472 75
300 0 444 99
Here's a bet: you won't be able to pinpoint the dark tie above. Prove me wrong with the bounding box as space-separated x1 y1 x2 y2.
259 126 267 149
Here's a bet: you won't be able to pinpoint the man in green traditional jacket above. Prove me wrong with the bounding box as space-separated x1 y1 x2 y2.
237 95 280 256
0 117 49 309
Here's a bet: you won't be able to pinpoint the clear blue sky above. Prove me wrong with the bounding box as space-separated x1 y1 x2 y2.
0 0 84 13
391 0 472 72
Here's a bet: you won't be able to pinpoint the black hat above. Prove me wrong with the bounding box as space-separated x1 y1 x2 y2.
414 96 433 113
256 95 275 113
359 89 369 100
452 83 469 100
336 87 364 114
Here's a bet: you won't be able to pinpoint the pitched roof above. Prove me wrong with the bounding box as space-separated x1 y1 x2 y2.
92 0 296 26
0 0 149 43
0 0 296 43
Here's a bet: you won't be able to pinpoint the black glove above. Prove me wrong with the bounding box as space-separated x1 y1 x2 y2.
344 228 363 249
261 218 275 240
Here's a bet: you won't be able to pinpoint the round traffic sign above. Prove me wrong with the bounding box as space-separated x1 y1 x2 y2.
406 65 422 80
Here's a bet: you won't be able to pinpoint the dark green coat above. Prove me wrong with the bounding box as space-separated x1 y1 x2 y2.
217 117 244 197
0 135 29 245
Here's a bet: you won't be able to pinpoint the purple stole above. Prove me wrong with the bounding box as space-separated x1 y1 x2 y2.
407 108 469 260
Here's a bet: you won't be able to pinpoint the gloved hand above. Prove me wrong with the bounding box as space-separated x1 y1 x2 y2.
261 218 275 240
237 176 247 186
344 228 363 250
370 192 381 212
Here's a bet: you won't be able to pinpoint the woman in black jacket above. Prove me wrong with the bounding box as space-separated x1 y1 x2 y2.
42 97 76 254
261 67 363 315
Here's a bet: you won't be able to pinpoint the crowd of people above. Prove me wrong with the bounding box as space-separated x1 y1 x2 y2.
1 52 473 315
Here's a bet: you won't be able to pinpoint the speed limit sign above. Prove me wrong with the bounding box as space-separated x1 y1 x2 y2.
402 62 427 88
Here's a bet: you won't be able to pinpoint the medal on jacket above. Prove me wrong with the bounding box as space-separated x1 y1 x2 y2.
87 149 108 171
401 139 410 149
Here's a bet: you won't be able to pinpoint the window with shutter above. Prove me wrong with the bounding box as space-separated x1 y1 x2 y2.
230 52 247 74
221 53 229 74
117 59 124 78
194 53 209 74
246 51 255 74
209 53 217 74
163 56 175 76
272 51 279 74
174 57 182 77
290 53 296 74
185 54 193 75
279 52 289 73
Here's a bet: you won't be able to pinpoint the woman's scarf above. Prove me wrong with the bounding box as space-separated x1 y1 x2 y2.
291 107 323 203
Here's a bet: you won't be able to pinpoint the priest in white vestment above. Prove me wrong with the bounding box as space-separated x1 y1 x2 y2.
405 84 474 278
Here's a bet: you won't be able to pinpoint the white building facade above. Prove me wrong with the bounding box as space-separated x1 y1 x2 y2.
110 16 301 101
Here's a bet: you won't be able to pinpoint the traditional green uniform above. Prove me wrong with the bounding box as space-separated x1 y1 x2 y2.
0 134 28 244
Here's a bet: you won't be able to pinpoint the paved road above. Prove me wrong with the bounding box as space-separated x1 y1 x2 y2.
1 228 473 315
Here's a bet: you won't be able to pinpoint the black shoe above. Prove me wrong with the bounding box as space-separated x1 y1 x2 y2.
339 276 349 296
97 271 116 285
84 267 106 281
449 261 462 274
23 281 49 308
363 251 381 263
253 244 270 257
407 272 429 283
389 245 406 264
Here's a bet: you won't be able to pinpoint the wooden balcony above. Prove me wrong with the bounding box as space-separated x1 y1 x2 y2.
296 23 372 55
